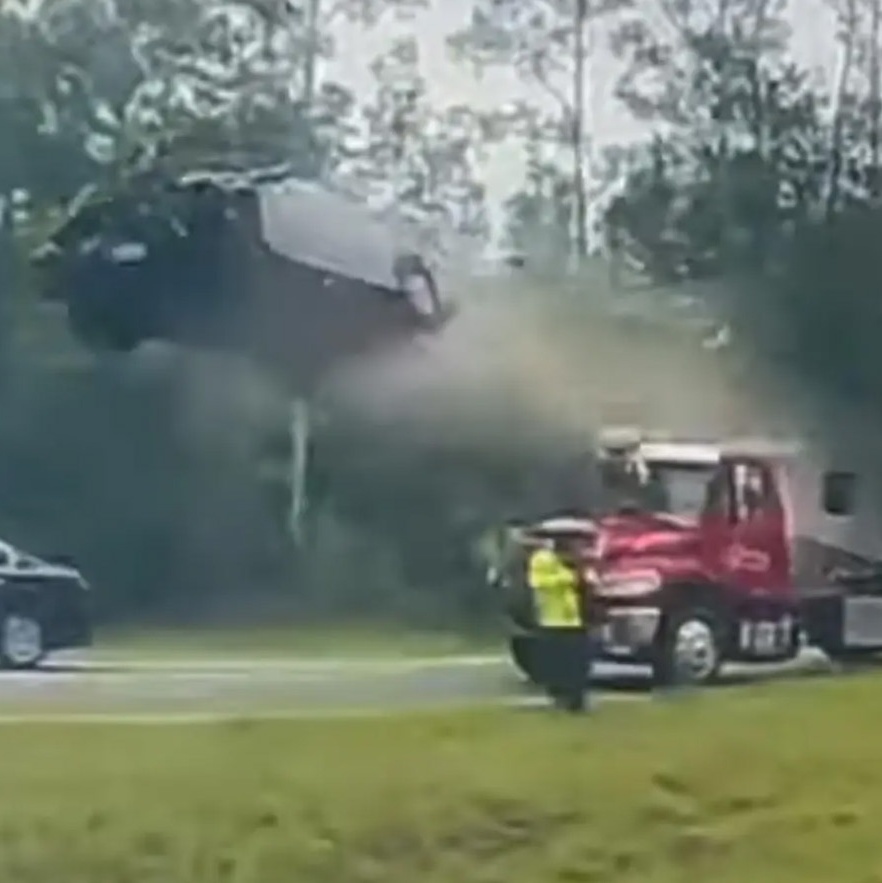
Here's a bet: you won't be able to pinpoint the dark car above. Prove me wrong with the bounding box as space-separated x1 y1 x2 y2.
0 540 91 670
31 164 454 392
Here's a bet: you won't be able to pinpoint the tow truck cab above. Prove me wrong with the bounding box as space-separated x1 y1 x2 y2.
505 435 882 686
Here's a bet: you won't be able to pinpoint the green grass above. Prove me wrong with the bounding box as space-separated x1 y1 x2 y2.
4 674 882 881
94 624 498 660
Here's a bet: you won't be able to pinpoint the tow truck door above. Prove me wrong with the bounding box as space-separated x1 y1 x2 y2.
699 457 796 658
721 458 791 594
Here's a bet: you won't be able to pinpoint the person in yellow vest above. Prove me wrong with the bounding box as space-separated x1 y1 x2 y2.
527 536 593 712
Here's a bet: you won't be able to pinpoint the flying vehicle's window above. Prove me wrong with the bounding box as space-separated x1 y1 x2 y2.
108 242 148 263
222 190 261 251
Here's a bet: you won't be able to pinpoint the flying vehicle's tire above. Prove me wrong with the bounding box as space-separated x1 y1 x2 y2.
0 609 45 671
394 253 444 326
69 299 139 352
652 606 723 688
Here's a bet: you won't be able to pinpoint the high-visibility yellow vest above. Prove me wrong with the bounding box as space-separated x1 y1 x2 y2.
527 548 583 628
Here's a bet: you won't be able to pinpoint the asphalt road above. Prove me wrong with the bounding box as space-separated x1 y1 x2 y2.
0 647 838 722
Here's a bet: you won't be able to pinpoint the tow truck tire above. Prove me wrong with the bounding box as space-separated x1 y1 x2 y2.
652 606 723 688
0 608 45 671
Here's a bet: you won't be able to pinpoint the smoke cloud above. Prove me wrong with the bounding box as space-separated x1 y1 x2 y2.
323 271 794 456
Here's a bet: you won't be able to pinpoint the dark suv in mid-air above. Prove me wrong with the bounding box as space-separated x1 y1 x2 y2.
31 165 454 390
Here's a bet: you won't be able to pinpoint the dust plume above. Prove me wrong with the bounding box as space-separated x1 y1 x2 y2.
323 272 791 454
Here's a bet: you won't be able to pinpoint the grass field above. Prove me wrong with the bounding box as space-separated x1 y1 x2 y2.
94 624 498 659
3 673 882 882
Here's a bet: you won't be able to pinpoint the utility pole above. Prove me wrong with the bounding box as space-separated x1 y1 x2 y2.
287 397 311 545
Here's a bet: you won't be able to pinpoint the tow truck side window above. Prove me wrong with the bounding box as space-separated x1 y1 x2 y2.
702 468 734 522
733 461 776 522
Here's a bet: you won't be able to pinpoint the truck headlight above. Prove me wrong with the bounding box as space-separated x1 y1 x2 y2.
597 569 661 599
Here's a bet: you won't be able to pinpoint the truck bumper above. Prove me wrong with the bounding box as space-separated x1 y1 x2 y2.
596 606 661 662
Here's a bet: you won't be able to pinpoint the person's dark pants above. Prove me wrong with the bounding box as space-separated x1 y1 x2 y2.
538 626 591 712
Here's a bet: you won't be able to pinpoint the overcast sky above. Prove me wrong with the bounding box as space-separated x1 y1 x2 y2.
329 0 840 222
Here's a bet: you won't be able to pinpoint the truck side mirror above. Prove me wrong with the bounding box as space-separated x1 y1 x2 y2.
822 470 857 516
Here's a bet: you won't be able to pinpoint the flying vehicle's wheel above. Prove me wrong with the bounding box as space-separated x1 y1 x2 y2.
69 294 140 352
394 253 443 326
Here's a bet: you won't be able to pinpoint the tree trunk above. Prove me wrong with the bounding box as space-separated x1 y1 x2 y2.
301 0 322 109
571 0 588 265
870 0 881 200
826 0 858 221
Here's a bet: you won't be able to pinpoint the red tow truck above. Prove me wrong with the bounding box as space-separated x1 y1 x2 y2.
500 432 882 686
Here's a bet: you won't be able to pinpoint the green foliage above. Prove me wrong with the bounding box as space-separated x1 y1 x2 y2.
448 0 632 261
598 0 882 468
605 0 824 279
338 35 490 245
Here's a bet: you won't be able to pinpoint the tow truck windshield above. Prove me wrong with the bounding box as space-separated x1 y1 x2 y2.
643 462 717 519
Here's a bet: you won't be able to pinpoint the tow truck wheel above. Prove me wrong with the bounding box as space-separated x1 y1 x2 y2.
653 607 723 688
0 610 45 671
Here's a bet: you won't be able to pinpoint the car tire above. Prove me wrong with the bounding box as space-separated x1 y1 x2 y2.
652 606 723 688
0 609 46 671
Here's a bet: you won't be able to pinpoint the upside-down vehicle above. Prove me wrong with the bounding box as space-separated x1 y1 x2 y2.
30 163 454 392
